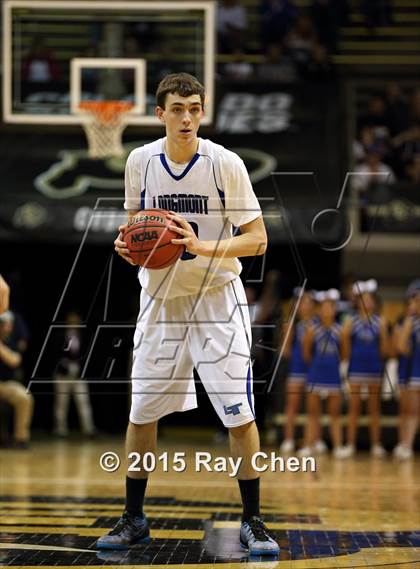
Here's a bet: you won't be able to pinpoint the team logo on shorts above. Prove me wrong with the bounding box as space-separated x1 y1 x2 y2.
223 402 243 416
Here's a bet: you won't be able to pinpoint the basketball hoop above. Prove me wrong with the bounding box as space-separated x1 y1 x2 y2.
79 101 134 159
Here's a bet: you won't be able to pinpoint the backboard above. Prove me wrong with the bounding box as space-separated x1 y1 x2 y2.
3 0 215 125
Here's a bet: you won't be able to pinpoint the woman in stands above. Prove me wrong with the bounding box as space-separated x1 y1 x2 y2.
342 280 389 458
396 280 420 460
392 294 415 459
280 289 327 453
299 290 347 459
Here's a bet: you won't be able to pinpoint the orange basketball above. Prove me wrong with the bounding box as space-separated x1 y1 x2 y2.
123 209 184 269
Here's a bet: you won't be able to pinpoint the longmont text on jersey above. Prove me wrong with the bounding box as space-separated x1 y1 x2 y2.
152 194 209 214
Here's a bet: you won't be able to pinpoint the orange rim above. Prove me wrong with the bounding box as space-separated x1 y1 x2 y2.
79 101 134 123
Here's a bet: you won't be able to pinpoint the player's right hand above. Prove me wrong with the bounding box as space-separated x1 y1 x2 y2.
114 224 136 266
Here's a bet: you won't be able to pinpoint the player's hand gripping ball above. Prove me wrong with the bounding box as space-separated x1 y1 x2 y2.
123 209 185 269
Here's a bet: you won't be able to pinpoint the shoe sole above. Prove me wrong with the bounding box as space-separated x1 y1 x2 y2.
95 535 150 550
240 542 280 555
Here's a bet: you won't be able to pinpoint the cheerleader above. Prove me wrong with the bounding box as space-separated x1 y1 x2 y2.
396 280 420 460
299 290 347 459
280 289 327 453
342 279 389 458
392 295 416 459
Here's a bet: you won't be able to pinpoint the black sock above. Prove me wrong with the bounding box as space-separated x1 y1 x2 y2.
125 476 147 517
238 478 260 522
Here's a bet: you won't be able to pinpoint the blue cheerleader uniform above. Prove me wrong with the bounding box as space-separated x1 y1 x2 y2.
409 316 420 388
307 322 342 393
288 319 312 384
348 314 383 383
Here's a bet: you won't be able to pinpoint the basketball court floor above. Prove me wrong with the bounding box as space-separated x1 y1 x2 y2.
0 435 419 568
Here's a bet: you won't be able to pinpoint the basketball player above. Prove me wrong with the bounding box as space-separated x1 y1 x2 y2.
96 73 279 555
299 290 347 459
396 279 420 460
341 280 389 458
280 288 327 454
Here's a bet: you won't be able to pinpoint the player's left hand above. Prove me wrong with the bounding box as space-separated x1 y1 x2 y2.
167 212 203 256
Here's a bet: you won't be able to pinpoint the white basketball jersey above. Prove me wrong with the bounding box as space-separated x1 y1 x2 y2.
124 137 262 299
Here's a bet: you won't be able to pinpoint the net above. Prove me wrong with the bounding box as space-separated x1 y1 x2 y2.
79 101 134 159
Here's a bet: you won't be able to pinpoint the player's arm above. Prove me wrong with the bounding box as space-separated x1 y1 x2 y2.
168 213 267 258
0 341 21 369
0 275 10 314
114 149 140 265
398 317 413 356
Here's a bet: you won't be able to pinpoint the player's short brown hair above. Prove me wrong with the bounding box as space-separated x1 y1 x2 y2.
156 73 205 109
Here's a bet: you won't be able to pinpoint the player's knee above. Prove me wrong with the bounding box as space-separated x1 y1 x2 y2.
129 420 158 431
228 420 255 437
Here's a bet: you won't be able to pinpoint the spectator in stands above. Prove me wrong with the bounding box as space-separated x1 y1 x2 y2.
260 0 298 51
54 311 96 438
224 49 254 79
362 0 392 29
257 43 297 82
352 144 396 197
385 82 410 137
0 275 9 315
353 125 390 166
286 15 317 67
217 0 248 54
286 15 332 78
310 0 348 52
0 311 34 449
391 123 420 179
406 154 420 184
359 96 390 139
22 37 60 84
354 126 376 163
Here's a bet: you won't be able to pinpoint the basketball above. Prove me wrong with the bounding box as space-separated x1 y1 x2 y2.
123 209 184 269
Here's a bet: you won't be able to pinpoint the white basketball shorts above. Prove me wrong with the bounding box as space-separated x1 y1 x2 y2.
130 277 255 428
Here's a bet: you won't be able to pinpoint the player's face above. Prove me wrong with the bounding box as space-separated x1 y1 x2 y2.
156 93 204 144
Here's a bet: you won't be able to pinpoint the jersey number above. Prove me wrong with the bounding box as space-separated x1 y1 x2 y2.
181 222 199 261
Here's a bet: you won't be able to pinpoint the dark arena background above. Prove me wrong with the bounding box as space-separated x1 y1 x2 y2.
0 1 419 568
